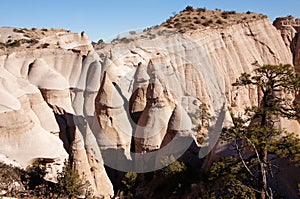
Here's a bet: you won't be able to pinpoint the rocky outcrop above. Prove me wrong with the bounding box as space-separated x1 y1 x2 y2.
273 17 300 66
97 17 296 156
0 28 114 198
134 69 176 152
95 72 132 153
0 9 300 198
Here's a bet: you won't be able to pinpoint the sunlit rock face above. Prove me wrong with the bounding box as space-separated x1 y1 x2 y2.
0 10 300 198
0 27 113 198
273 17 300 66
97 17 296 150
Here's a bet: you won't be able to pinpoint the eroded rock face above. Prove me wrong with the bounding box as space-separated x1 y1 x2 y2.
97 17 298 156
134 70 176 152
95 72 132 153
0 28 114 198
273 17 300 66
1 12 300 198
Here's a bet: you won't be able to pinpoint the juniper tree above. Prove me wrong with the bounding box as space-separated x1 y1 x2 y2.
205 63 300 199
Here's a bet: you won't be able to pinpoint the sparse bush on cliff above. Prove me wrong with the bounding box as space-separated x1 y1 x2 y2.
54 159 90 198
39 43 50 49
0 159 92 198
6 40 21 47
120 172 137 197
13 28 25 33
184 5 194 12
216 19 223 24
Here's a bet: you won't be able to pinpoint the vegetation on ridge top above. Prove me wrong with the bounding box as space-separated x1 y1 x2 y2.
161 6 268 33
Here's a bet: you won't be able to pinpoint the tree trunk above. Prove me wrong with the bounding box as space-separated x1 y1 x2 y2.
260 149 268 199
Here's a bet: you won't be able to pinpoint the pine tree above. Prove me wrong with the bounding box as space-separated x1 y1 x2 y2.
54 159 89 199
207 63 300 198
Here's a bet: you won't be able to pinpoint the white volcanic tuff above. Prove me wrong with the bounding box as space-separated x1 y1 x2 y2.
95 72 132 152
0 28 114 198
71 51 102 116
98 18 292 113
0 95 68 168
97 18 299 156
28 58 70 90
130 63 150 115
168 104 192 132
134 74 176 152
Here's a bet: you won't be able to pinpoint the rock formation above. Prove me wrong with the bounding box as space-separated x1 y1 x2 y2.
273 16 300 66
0 27 114 198
0 8 299 198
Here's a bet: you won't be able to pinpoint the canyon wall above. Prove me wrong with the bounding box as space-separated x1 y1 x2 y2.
0 28 113 198
0 11 299 198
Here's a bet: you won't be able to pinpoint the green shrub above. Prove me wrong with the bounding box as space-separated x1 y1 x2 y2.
194 20 201 24
120 172 137 196
202 21 209 26
13 28 25 33
6 40 21 47
184 6 194 12
159 155 186 177
54 159 89 198
216 19 223 24
40 43 50 48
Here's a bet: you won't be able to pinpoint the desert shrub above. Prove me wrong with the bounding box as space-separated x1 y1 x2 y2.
246 11 252 14
150 156 190 197
202 21 209 26
208 19 213 24
184 5 194 12
221 14 228 19
194 20 201 24
216 19 223 24
31 28 37 31
129 30 136 35
196 7 206 13
174 22 181 28
120 172 137 196
97 39 104 45
119 37 134 43
6 40 21 47
41 28 48 31
159 156 186 177
40 43 50 48
201 16 206 20
13 28 25 33
54 159 89 198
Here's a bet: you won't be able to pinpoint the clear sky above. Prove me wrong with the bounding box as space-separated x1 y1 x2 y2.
1 0 299 42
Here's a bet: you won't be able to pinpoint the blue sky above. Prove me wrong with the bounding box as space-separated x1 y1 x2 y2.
1 1 299 42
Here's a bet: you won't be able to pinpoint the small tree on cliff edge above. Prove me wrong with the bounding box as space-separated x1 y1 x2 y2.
204 63 300 198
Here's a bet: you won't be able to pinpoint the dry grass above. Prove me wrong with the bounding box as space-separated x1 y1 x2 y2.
161 7 267 33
